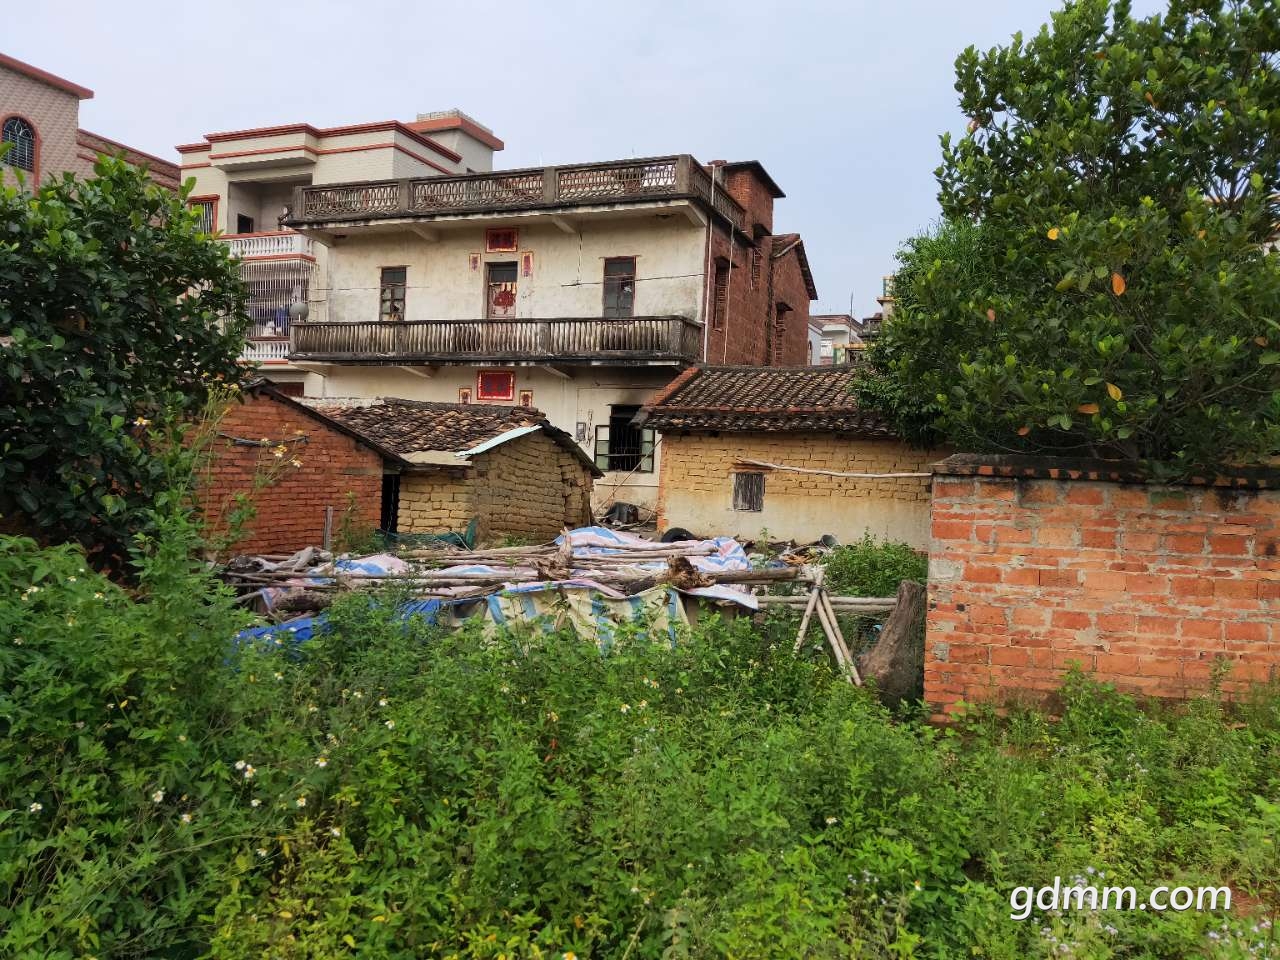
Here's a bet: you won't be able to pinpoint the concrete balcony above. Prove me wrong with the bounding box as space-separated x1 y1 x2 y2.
285 155 745 233
223 231 315 260
288 315 702 366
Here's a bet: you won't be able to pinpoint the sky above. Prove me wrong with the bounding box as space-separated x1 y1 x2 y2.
9 0 1162 318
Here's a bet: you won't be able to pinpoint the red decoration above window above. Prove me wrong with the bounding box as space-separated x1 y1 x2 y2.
477 370 515 401
486 228 518 253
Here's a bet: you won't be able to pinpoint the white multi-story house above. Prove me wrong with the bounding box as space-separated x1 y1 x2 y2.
178 111 818 510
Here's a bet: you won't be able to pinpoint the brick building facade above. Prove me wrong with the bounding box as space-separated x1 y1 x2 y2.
1 51 178 189
926 455 1280 716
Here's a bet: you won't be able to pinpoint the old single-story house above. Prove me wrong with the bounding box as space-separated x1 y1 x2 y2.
639 365 948 548
308 396 601 542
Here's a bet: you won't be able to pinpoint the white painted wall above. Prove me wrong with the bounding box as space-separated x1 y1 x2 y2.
319 217 707 323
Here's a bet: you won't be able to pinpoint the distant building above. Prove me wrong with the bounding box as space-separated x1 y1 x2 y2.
176 111 820 510
812 313 859 364
0 51 178 189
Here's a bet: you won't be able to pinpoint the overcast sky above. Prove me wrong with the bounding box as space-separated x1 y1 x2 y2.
11 0 1161 317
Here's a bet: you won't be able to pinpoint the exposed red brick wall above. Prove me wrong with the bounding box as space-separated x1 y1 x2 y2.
699 164 811 367
926 457 1280 716
200 392 383 555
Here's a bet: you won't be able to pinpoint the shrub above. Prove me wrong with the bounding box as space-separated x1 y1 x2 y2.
822 534 928 597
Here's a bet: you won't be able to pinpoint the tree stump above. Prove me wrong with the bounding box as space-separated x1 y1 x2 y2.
858 579 926 707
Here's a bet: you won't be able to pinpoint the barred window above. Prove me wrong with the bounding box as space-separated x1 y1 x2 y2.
732 472 765 512
2 117 36 172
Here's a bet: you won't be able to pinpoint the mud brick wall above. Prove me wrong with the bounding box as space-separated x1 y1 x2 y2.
926 456 1280 716
472 432 594 541
202 393 383 555
397 433 594 542
657 432 947 547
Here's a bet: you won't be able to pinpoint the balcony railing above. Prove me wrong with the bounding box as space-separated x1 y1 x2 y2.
288 316 702 365
223 231 315 259
289 156 744 231
241 337 292 364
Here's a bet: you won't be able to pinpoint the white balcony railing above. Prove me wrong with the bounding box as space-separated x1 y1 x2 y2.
241 337 292 364
223 231 315 260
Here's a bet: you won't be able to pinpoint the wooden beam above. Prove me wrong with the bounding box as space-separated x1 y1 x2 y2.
550 216 577 235
397 365 438 379
539 364 574 380
410 226 439 242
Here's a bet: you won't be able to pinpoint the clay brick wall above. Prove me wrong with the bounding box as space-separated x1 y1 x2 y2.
201 393 383 554
700 165 811 367
398 472 475 534
926 457 1280 716
657 432 946 547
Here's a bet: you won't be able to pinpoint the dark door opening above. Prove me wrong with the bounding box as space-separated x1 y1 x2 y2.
380 473 401 534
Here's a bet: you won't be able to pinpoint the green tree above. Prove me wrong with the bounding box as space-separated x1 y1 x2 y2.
863 0 1280 473
0 157 249 562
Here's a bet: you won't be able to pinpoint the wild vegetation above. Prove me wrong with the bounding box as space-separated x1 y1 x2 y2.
2 516 1277 959
859 0 1280 474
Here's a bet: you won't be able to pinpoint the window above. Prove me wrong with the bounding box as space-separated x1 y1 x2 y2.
733 472 765 511
712 258 729 330
594 405 655 473
750 248 761 289
486 261 518 319
772 303 792 364
236 214 255 234
457 387 472 404
380 473 400 535
2 117 35 172
272 381 305 397
602 257 636 318
477 370 515 401
379 267 407 320
189 197 217 234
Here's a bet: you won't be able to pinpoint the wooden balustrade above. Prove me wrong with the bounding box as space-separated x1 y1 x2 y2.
289 316 702 364
291 156 743 230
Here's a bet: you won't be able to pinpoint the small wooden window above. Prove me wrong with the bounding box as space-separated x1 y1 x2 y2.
750 248 761 289
477 370 514 401
733 472 765 512
380 267 407 320
712 258 729 330
602 257 636 318
486 261 518 319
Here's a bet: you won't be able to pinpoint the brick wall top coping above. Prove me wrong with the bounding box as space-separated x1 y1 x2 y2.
932 453 1280 489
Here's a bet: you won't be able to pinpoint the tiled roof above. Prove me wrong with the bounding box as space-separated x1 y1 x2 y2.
640 364 895 437
770 234 819 300
302 397 602 475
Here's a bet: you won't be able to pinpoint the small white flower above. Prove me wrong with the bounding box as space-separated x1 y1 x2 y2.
243 765 255 779
250 798 261 808
289 458 302 468
28 802 42 814
329 826 341 837
378 698 388 708
499 685 510 694
93 592 104 600
177 734 187 743
352 691 363 699
180 813 192 824
307 704 319 713
315 757 328 768
68 576 77 583
913 880 923 891
295 796 307 808
234 760 246 770
620 703 630 714
825 816 838 826
256 847 268 857
384 720 395 730
12 638 22 646
637 700 647 710
152 790 165 803
273 672 283 681
630 885 640 894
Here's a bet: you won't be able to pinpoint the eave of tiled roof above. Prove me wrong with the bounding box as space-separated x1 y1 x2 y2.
640 364 893 437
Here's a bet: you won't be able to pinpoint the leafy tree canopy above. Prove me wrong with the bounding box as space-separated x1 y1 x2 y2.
0 157 249 562
861 0 1280 473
